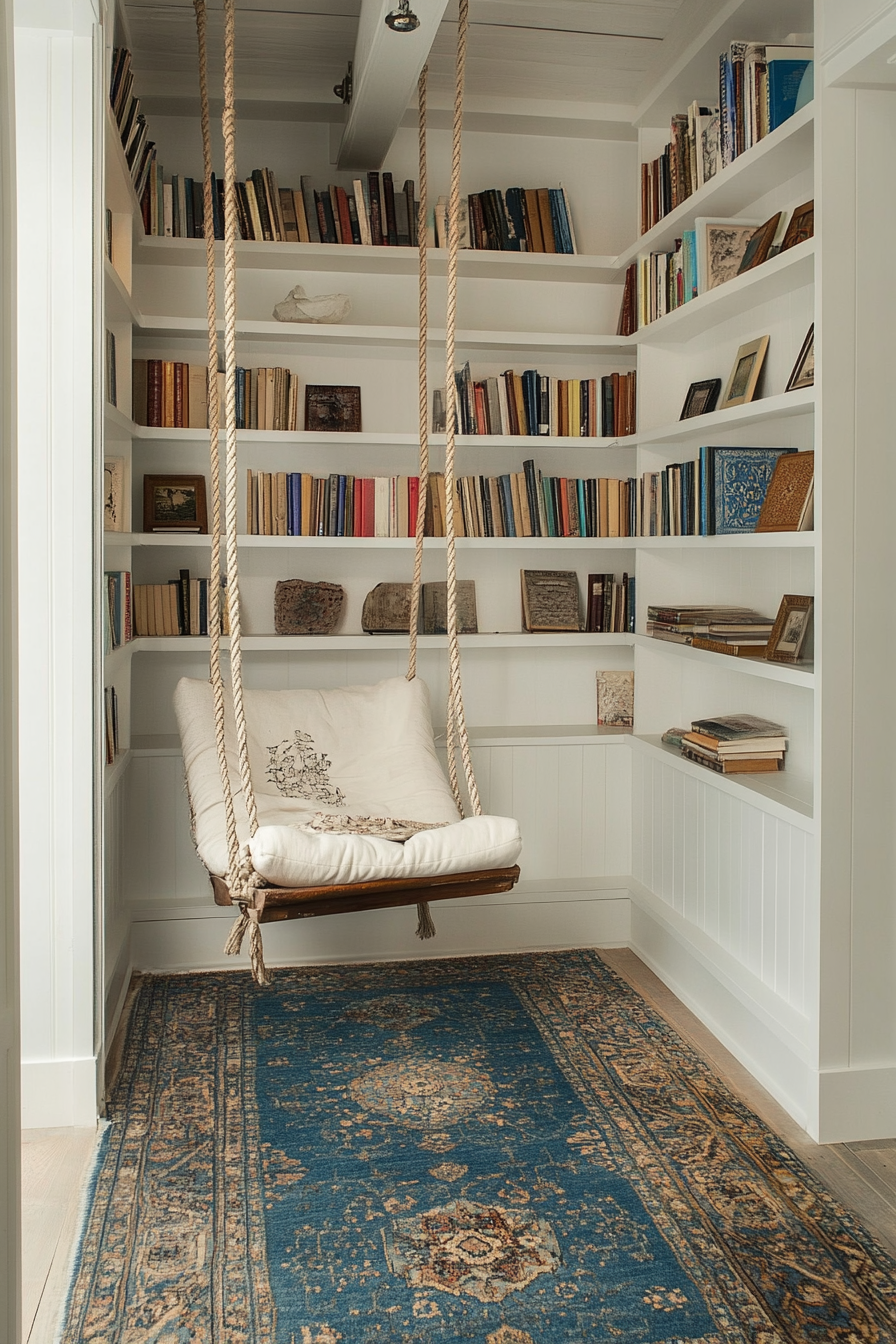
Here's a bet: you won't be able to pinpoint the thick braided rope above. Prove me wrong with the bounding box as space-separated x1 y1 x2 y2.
193 0 240 894
443 0 481 817
221 0 259 842
406 64 429 683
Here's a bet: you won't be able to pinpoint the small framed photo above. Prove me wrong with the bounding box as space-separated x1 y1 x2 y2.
780 200 814 252
305 384 362 433
766 594 813 664
736 212 783 275
104 456 126 532
785 324 814 392
721 335 769 408
143 474 208 533
680 378 722 420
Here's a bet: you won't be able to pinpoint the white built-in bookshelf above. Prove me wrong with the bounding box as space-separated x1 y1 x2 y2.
99 0 896 1143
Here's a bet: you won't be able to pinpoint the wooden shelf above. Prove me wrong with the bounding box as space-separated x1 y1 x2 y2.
616 104 814 269
632 734 814 829
634 633 814 686
126 632 636 653
135 235 620 284
633 239 815 344
631 387 815 446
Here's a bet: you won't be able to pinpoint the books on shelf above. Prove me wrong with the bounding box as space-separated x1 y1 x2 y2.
105 331 117 407
245 462 644 540
437 365 636 438
586 573 635 634
132 360 299 431
647 605 774 653
104 686 120 764
104 571 132 652
132 571 226 637
678 712 788 774
435 186 576 254
109 47 157 201
637 447 806 537
639 41 813 235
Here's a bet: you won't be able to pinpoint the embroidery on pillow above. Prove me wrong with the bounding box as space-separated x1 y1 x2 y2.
303 814 450 843
266 731 345 805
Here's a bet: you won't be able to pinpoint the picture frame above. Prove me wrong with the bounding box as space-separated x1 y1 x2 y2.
720 335 770 408
780 200 814 252
765 594 813 664
305 384 362 433
785 324 814 392
142 474 208 533
736 212 783 275
695 217 763 294
680 378 722 420
104 456 126 532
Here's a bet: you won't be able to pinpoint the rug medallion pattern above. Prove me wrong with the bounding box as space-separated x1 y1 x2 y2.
61 951 896 1342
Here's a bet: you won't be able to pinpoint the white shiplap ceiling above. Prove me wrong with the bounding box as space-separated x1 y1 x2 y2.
120 0 689 123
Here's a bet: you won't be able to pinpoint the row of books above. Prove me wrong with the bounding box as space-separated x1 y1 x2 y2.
109 48 157 201
436 366 636 439
665 713 788 775
639 42 812 233
244 464 642 540
104 570 131 651
133 575 228 637
142 165 420 248
131 361 299 431
639 448 813 537
585 573 635 634
433 187 576 254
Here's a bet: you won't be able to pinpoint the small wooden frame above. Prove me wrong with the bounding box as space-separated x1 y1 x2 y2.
786 324 814 391
737 212 783 274
680 378 721 420
305 384 362 433
765 594 813 664
720 336 769 409
780 200 814 252
143 474 208 533
210 866 521 921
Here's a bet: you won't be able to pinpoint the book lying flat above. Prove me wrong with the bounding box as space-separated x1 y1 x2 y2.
681 746 783 774
690 712 787 740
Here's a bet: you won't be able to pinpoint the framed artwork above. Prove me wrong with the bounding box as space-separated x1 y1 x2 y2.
721 335 770 408
680 378 722 419
695 217 762 293
104 456 126 532
785 324 814 391
766 594 813 664
736 212 783 275
780 200 814 252
305 384 362 433
143 474 208 533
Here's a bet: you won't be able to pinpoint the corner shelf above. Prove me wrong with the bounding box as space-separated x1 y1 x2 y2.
635 531 814 549
631 387 815 446
632 239 815 344
631 734 814 831
616 103 814 269
634 633 814 686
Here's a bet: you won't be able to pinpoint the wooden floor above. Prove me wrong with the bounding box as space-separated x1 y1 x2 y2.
19 951 896 1341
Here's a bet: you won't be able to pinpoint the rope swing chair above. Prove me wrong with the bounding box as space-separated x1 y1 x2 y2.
175 0 522 984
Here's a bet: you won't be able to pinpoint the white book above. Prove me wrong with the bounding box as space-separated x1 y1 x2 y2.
352 180 371 246
162 182 173 237
374 476 390 537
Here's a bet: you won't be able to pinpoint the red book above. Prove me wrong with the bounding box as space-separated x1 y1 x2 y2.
361 478 375 536
474 384 488 436
334 187 353 247
558 478 570 536
502 371 519 435
407 475 420 536
147 359 163 427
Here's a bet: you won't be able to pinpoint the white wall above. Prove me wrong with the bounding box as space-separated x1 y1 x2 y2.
15 0 100 1128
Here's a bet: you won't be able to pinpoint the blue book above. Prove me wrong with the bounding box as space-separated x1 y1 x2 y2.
503 187 525 252
767 49 813 132
542 478 557 537
336 475 347 537
682 230 697 302
709 446 797 534
577 478 587 537
549 189 573 254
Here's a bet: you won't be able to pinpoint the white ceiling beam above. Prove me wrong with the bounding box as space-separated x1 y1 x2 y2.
337 0 452 169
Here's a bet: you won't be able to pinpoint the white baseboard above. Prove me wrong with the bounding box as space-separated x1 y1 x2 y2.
627 890 815 1134
818 1065 896 1143
21 1057 98 1128
130 888 633 973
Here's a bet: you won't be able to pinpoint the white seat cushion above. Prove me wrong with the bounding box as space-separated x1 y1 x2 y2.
174 675 522 886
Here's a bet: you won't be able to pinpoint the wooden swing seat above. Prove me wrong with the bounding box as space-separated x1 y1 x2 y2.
211 865 521 923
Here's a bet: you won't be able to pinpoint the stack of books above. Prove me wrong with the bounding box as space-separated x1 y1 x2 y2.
647 605 775 656
679 713 788 774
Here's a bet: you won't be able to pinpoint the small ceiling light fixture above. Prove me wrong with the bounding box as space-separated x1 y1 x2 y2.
385 0 420 33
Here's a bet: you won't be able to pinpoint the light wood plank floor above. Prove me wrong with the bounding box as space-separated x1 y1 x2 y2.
20 953 896 1340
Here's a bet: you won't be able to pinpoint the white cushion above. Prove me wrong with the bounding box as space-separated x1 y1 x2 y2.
174 675 522 886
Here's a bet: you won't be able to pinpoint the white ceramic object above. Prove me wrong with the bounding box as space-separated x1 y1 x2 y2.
273 284 351 324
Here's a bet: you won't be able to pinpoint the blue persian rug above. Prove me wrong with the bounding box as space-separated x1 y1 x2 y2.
61 951 896 1342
